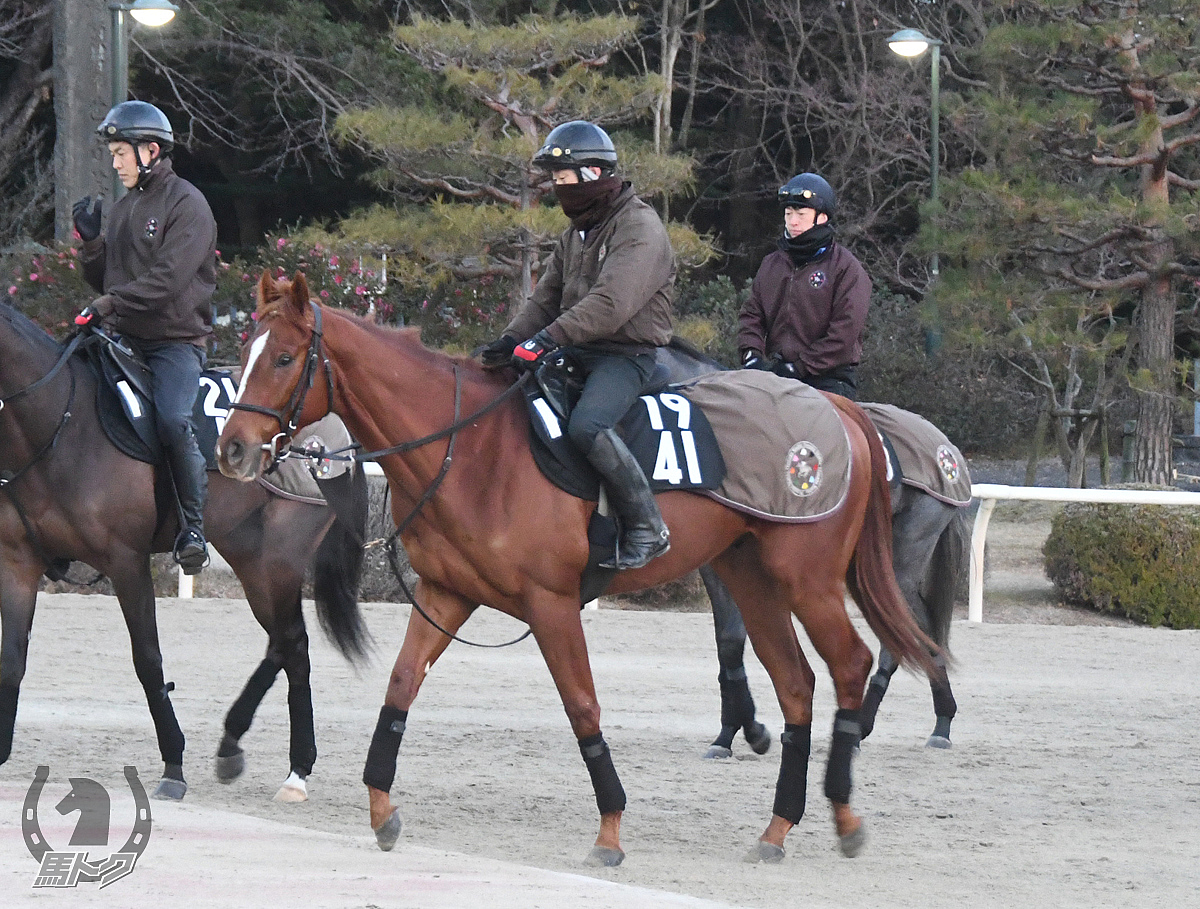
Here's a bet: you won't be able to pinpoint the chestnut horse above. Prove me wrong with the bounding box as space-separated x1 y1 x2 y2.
218 272 937 865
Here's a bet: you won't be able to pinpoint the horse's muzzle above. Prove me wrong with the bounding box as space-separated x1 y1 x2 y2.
216 436 261 482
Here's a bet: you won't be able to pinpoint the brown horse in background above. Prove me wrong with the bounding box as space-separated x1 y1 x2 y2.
217 272 937 865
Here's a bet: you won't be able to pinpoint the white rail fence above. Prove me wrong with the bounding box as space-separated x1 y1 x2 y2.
969 483 1200 623
179 473 1200 622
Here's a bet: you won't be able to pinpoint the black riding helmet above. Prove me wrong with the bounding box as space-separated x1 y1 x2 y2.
532 121 617 175
778 173 836 218
97 101 174 153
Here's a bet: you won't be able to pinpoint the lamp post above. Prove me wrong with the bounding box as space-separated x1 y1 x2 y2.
888 28 942 279
108 0 179 197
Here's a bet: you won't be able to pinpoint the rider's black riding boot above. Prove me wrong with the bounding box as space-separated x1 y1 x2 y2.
166 429 209 575
587 428 670 570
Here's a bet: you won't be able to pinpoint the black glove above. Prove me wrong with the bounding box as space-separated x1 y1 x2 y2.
72 196 103 242
74 306 100 327
511 330 557 370
771 356 798 379
741 349 771 371
479 334 518 369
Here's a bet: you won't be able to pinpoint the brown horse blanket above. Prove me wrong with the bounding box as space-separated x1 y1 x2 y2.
860 403 971 505
676 371 852 522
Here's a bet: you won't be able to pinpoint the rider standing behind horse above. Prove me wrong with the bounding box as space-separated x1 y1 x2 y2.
738 172 871 401
72 101 217 575
479 120 676 571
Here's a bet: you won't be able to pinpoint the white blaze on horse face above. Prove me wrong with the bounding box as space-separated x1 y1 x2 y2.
234 330 271 404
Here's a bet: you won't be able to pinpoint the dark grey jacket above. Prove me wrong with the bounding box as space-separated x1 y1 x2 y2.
81 158 216 344
504 185 675 351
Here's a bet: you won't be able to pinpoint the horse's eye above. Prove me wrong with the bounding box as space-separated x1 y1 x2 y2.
275 353 294 367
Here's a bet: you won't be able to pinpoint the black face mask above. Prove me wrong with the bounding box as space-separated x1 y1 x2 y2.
779 222 835 265
555 175 623 230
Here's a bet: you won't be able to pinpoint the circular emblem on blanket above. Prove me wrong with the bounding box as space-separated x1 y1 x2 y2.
936 444 960 482
785 441 822 497
808 270 826 289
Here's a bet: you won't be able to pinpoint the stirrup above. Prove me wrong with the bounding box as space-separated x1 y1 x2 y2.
599 529 670 571
173 529 210 576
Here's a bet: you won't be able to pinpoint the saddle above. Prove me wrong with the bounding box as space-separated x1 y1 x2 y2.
522 352 725 604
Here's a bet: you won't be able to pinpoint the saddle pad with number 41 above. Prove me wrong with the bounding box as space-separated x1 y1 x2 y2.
526 369 852 522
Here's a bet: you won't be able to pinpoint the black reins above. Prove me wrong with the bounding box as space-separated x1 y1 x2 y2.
233 300 533 648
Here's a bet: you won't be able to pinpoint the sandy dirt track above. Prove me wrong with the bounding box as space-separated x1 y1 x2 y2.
1 555 1197 908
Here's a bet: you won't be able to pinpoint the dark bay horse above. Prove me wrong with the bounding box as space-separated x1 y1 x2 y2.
0 298 368 801
217 272 938 865
702 450 970 756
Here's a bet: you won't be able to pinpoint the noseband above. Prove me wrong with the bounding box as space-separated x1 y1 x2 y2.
229 300 333 462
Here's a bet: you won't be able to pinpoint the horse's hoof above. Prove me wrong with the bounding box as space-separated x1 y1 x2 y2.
374 808 402 852
214 750 245 782
926 734 953 749
151 777 187 801
745 722 772 755
703 744 733 760
744 840 785 864
274 771 308 802
838 823 867 858
585 845 625 867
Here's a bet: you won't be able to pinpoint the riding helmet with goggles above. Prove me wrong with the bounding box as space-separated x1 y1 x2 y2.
97 101 174 154
532 120 617 175
778 173 836 218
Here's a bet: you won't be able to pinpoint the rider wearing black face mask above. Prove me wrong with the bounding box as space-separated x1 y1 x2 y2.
737 172 871 400
477 120 675 571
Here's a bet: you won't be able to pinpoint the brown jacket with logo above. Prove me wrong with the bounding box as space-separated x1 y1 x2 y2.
737 242 870 374
504 184 675 351
81 158 216 344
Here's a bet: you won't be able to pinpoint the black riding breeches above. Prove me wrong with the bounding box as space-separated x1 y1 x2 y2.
565 349 657 454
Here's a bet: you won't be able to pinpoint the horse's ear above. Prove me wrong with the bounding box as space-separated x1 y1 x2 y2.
256 269 276 316
289 271 311 314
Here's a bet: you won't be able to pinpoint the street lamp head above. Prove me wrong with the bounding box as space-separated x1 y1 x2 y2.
888 28 936 58
127 0 179 27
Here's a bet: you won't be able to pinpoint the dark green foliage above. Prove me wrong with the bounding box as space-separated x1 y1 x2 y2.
1044 497 1200 629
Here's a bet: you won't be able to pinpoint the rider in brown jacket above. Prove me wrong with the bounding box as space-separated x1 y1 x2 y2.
75 101 217 573
479 120 676 570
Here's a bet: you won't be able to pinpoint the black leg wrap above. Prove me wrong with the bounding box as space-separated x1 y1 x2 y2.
362 705 407 792
859 674 889 740
287 684 317 776
579 732 626 815
147 681 185 767
225 658 282 740
718 669 754 728
0 683 19 764
772 723 811 823
931 679 957 720
824 708 861 804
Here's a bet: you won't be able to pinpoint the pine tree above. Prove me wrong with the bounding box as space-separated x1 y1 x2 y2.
936 1 1200 484
327 10 707 307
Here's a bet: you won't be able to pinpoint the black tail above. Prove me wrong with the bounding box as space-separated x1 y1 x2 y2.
923 505 970 649
312 467 371 663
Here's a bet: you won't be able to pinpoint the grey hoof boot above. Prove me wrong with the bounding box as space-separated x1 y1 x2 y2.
152 777 187 801
926 734 953 749
374 808 402 852
744 840 785 864
703 744 733 760
585 845 625 867
839 823 868 857
745 721 772 755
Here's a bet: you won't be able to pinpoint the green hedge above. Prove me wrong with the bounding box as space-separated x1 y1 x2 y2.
1043 496 1200 628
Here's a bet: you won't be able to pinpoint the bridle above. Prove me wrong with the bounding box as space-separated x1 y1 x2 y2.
226 299 534 648
228 300 333 463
